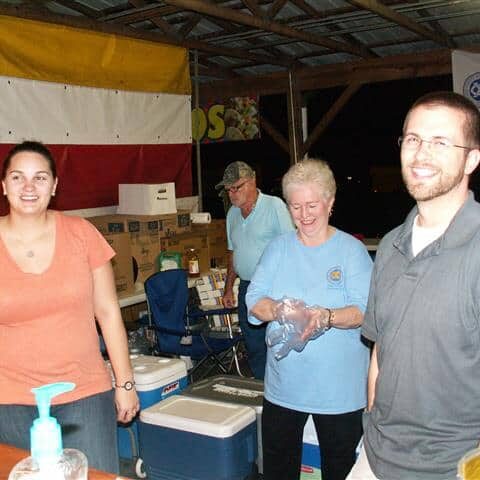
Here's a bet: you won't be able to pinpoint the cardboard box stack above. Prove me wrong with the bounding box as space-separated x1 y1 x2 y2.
192 219 228 268
86 182 229 298
87 210 192 288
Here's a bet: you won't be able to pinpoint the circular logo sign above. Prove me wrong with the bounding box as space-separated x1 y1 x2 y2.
463 72 480 108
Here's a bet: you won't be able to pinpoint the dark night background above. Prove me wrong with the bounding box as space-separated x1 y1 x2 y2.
193 74 480 238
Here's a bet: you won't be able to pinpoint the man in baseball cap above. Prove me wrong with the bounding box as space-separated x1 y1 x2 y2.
215 161 255 190
218 161 294 380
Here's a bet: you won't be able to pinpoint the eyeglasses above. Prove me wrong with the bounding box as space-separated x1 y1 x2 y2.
225 180 249 194
398 134 471 153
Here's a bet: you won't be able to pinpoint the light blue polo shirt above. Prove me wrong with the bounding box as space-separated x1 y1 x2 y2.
226 191 294 281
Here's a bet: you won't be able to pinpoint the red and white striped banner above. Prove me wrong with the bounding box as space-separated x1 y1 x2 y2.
0 15 192 213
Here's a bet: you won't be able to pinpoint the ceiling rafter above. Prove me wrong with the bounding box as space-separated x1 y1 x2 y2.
161 0 375 58
0 0 478 94
266 0 287 20
241 0 264 18
51 0 100 18
415 7 457 49
347 0 452 47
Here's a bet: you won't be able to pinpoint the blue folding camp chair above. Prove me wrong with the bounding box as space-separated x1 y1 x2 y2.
144 269 243 381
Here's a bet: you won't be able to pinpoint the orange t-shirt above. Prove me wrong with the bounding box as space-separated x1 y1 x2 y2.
0 212 115 405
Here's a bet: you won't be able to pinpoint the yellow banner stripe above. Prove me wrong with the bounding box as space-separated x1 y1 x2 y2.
0 15 191 94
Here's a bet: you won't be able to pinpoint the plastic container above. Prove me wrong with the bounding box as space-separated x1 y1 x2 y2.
138 395 257 480
180 374 264 474
458 447 480 479
107 354 188 460
8 382 88 480
301 415 322 478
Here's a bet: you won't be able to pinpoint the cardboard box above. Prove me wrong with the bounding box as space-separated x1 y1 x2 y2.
157 210 191 237
87 212 191 237
192 219 228 268
87 215 161 284
161 231 210 274
87 213 191 283
130 231 160 283
118 183 177 215
87 214 127 235
103 232 135 296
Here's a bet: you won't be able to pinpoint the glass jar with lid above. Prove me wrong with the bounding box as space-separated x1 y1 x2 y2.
185 248 200 277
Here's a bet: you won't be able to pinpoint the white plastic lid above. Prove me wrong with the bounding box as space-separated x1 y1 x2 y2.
106 355 187 391
129 355 187 390
139 395 256 438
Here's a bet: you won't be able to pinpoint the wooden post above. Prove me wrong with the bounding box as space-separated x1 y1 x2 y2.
287 69 304 164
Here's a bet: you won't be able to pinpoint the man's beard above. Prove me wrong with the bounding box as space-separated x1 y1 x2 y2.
402 165 465 202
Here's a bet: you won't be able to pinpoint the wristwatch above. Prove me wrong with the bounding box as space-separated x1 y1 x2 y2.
115 380 136 391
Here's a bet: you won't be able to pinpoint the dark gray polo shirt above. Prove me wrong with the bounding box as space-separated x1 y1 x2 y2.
362 192 480 480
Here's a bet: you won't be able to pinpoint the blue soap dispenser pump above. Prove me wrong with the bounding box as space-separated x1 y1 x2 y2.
8 382 88 480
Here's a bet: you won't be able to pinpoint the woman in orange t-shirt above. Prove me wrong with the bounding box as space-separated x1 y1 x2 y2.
0 141 139 473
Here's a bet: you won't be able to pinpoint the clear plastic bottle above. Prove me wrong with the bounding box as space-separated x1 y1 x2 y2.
185 248 200 277
8 382 88 480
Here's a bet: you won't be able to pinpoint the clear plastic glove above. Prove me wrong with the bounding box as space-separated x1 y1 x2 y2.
267 297 330 360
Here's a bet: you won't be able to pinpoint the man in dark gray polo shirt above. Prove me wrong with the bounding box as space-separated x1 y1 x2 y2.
347 91 480 480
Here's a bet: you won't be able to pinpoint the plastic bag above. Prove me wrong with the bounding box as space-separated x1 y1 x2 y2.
266 297 330 360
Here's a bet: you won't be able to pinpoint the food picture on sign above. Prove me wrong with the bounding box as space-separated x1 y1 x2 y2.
224 97 259 141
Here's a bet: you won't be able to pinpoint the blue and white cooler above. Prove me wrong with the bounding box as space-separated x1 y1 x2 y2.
180 374 264 474
108 354 188 460
138 395 257 480
301 415 322 480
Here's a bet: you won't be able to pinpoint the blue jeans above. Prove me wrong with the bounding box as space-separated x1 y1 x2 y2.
0 389 119 474
239 279 267 380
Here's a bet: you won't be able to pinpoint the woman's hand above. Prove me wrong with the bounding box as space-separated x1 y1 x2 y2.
115 388 140 424
301 307 330 341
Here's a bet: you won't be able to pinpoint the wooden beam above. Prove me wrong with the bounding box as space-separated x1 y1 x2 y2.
287 69 304 164
199 48 452 99
266 0 288 20
259 115 290 153
52 0 100 18
302 82 362 156
179 13 201 38
100 4 179 23
162 0 373 58
348 0 451 47
289 0 319 16
241 0 263 18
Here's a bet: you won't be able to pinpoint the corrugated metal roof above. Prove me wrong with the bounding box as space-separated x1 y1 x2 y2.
0 0 479 82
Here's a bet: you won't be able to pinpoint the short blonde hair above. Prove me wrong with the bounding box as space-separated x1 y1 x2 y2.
282 158 336 202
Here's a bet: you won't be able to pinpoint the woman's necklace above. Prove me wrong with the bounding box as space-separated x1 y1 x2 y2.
26 250 34 258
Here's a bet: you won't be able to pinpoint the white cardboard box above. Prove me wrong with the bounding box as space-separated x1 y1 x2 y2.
118 183 177 215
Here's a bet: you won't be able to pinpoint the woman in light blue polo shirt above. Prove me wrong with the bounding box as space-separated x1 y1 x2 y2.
246 158 372 480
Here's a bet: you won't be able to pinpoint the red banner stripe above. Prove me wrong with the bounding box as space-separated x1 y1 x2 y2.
0 143 192 214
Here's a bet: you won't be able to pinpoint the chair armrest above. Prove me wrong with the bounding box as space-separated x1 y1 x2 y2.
198 305 238 315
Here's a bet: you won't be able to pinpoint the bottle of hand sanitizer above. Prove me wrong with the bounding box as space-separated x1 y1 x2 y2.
8 382 88 480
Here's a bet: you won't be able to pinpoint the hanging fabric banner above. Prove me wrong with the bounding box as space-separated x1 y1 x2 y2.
452 50 480 110
192 96 260 143
0 15 192 213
